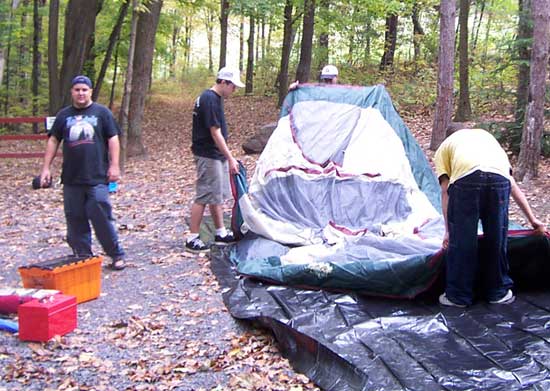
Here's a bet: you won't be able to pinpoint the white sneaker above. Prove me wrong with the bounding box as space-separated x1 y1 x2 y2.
489 289 515 304
439 293 467 308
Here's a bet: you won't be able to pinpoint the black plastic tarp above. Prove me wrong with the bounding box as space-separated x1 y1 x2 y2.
211 232 550 391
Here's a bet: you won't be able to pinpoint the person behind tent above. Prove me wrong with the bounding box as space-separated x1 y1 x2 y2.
434 127 546 307
185 67 244 253
39 75 127 270
288 65 339 90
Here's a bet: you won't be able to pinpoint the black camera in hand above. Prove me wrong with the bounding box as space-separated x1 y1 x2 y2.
32 176 52 190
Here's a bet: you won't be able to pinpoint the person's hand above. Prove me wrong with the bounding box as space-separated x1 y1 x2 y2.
108 165 120 182
442 231 449 250
40 169 52 188
531 218 547 235
228 157 239 175
288 80 299 91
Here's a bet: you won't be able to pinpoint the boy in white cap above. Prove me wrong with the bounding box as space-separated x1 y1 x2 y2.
185 67 244 253
289 64 339 90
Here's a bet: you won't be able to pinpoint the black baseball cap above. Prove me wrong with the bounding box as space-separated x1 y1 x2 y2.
71 75 93 88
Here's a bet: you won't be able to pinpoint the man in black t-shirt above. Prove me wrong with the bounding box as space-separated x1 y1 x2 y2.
185 67 244 253
40 75 126 270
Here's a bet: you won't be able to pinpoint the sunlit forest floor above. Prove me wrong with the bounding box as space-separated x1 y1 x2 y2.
0 84 548 390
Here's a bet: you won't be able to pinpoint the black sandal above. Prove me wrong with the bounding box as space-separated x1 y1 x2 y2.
109 258 126 271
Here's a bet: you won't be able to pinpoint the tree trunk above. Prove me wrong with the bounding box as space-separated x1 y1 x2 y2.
109 41 119 110
516 0 550 180
93 0 129 101
245 15 255 94
277 0 295 106
239 15 244 71
58 0 99 110
219 0 229 69
169 24 179 78
47 0 60 115
3 2 18 115
118 0 139 169
205 8 215 72
127 0 163 158
32 0 44 133
261 18 266 60
411 2 424 64
295 0 315 82
455 0 472 121
183 15 191 71
430 0 457 151
515 0 532 124
379 14 398 71
471 0 485 52
16 0 30 107
317 0 329 70
0 0 22 89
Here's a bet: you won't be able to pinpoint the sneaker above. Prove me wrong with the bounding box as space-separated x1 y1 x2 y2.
185 237 210 253
489 289 515 305
214 232 236 245
439 293 467 308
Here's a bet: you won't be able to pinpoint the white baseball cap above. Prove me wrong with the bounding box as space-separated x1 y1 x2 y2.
320 65 338 79
217 67 245 87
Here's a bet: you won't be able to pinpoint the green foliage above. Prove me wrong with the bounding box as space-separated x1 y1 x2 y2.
477 120 550 158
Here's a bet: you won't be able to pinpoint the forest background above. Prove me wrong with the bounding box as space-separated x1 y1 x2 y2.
0 0 548 179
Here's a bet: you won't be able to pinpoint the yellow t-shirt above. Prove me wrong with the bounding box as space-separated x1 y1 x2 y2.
434 128 511 184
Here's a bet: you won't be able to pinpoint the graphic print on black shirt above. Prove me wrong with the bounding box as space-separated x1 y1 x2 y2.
66 115 97 146
50 103 119 186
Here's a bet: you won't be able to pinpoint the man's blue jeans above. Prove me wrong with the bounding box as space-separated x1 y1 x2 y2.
63 184 125 260
446 170 513 305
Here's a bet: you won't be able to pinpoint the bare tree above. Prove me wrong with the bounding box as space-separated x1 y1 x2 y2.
219 0 229 69
411 2 425 65
431 0 457 150
454 0 472 121
317 0 329 70
58 0 99 109
516 0 550 180
515 0 532 124
277 0 297 106
93 0 129 101
127 0 163 157
47 0 60 114
119 0 139 169
295 0 315 82
245 14 255 94
32 0 45 132
379 14 398 71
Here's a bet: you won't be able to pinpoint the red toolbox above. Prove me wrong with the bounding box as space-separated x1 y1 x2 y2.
18 293 77 342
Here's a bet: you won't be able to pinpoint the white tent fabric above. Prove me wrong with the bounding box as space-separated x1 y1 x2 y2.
237 99 444 263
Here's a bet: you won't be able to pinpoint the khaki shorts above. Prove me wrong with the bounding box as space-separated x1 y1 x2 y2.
194 155 231 204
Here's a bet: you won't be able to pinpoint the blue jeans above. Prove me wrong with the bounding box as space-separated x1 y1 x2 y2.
63 184 125 259
446 170 513 305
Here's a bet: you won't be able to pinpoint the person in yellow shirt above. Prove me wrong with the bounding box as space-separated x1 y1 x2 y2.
434 128 546 307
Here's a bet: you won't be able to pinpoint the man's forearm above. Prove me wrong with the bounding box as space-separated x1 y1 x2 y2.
210 127 233 161
42 136 59 171
108 135 121 168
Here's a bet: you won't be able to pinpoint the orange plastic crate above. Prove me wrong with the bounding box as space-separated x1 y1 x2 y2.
18 256 102 303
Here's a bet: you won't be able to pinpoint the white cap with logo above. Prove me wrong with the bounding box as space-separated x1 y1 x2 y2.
320 65 338 79
217 67 245 87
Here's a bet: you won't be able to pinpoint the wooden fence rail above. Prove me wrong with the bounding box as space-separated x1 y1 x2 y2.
0 116 54 158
